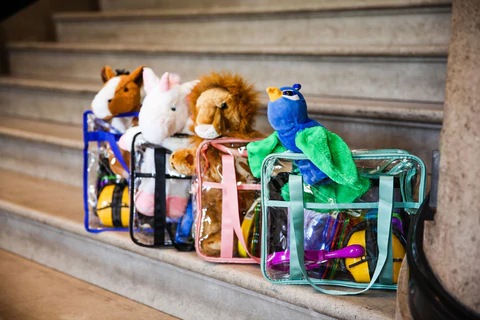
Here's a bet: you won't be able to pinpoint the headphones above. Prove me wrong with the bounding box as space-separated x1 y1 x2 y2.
341 219 406 284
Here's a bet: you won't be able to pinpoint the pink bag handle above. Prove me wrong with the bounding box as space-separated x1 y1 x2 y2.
210 143 248 157
220 153 260 263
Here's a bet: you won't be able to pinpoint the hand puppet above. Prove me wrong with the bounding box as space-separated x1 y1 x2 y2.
247 84 370 203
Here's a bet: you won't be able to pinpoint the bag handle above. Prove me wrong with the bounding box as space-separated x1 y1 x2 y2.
288 174 394 294
220 153 260 263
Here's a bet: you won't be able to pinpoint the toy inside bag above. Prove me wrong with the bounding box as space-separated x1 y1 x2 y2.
84 65 145 232
248 84 425 288
120 68 199 249
195 139 262 262
261 154 423 285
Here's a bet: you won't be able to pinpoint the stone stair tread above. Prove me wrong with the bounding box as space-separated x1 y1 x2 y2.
0 75 443 124
8 40 448 57
0 168 397 320
0 249 175 320
0 116 82 149
54 0 451 20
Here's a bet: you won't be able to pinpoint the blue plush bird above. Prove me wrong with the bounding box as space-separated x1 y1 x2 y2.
266 84 328 185
247 83 370 203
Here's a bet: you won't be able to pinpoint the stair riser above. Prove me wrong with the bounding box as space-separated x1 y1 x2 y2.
0 212 333 320
55 8 451 49
0 111 438 191
9 50 447 102
101 0 442 11
0 136 82 187
100 0 316 10
0 87 92 126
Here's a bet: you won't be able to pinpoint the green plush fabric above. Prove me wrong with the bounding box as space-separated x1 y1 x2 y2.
247 131 286 178
247 127 371 204
295 127 370 203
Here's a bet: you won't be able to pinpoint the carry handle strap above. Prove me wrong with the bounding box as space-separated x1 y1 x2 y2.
288 175 394 295
153 148 195 251
220 154 260 263
85 131 129 174
210 143 249 157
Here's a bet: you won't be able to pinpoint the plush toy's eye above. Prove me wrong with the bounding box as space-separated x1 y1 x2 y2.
282 90 300 101
124 87 129 92
108 99 112 103
171 107 176 111
220 102 228 110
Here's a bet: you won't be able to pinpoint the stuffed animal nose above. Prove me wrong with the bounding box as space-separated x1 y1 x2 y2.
267 87 282 102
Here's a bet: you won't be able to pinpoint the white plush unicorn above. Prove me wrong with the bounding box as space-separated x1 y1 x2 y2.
119 68 199 218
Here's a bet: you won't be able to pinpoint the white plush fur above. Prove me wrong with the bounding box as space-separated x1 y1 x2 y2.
194 124 220 139
119 69 199 217
91 76 121 119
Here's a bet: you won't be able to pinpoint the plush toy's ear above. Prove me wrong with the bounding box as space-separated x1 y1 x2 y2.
159 72 170 93
169 73 181 87
129 66 145 88
143 68 161 95
180 79 200 96
101 65 116 83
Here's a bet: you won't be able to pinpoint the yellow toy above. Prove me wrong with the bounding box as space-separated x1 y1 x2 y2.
344 222 405 284
96 184 130 227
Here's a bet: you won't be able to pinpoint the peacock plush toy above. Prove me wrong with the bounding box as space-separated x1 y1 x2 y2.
247 84 370 203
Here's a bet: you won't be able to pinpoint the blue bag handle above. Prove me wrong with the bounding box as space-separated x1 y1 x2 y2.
288 174 394 295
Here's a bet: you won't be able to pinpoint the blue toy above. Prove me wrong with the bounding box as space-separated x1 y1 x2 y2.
266 84 328 185
247 84 370 203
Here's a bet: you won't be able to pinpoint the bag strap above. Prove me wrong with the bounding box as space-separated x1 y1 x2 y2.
153 148 167 246
153 147 194 251
288 174 394 294
220 153 260 262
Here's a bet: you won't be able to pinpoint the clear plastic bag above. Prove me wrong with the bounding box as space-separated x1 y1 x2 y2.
129 133 194 250
83 110 136 232
195 138 262 263
262 150 426 290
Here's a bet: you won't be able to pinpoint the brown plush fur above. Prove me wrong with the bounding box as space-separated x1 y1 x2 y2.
170 72 264 258
171 72 264 176
97 65 145 178
100 65 145 117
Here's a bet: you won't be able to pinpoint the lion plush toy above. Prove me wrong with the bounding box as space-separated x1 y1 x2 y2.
91 65 145 178
171 72 263 175
170 72 264 257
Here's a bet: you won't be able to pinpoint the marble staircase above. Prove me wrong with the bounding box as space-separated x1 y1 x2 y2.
0 1 451 319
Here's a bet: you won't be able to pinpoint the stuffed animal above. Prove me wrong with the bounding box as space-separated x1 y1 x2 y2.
247 84 370 203
119 68 199 219
170 72 264 257
91 65 145 179
170 72 264 176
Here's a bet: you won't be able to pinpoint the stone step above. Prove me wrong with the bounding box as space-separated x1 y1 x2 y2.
0 249 175 320
99 0 452 12
53 5 451 50
0 77 97 125
0 76 443 125
0 168 397 320
0 79 441 181
0 116 82 187
7 42 448 102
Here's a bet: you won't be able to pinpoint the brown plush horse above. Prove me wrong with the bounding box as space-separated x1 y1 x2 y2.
170 72 264 176
91 65 145 178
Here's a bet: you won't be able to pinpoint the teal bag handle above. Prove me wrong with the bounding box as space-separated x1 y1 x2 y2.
288 174 395 295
